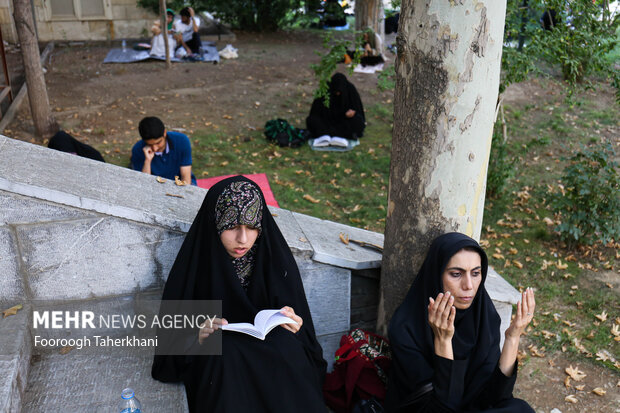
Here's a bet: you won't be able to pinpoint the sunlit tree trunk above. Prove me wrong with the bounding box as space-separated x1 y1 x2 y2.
13 0 58 139
377 0 508 334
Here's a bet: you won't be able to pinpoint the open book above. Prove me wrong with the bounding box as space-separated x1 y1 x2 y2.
221 309 297 340
312 135 349 148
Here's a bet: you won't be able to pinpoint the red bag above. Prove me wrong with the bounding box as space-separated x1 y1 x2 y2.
323 329 391 413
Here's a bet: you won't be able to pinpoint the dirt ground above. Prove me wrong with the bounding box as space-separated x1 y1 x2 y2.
3 31 619 412
3 31 391 155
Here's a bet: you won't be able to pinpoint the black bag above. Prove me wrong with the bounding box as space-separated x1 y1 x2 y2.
264 119 310 148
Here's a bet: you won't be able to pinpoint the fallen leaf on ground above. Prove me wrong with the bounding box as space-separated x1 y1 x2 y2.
595 311 607 322
564 375 571 388
565 395 578 403
543 217 554 226
339 233 349 245
592 388 606 396
565 365 586 381
574 384 585 391
512 260 523 269
303 194 320 204
174 176 187 186
156 176 165 183
611 324 619 337
2 304 22 318
165 193 184 199
60 346 73 355
529 345 545 357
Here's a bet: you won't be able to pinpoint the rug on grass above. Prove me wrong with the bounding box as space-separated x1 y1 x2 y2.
197 173 279 208
103 41 219 63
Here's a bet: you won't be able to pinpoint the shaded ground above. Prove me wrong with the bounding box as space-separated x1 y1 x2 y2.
3 30 619 412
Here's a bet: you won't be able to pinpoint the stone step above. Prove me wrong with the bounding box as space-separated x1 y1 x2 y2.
22 352 188 412
0 306 31 413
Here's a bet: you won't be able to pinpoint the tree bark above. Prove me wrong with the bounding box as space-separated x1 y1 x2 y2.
159 0 171 69
355 0 385 44
377 0 507 335
12 0 58 140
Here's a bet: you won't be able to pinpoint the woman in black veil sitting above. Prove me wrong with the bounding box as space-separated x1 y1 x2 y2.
386 233 535 413
152 176 327 412
306 73 365 144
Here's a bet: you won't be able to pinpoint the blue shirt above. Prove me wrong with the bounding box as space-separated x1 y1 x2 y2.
131 131 197 185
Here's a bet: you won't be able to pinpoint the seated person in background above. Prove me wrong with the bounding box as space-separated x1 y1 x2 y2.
131 116 196 185
173 7 201 57
306 73 365 146
48 130 105 162
385 233 535 413
149 14 177 59
152 175 327 412
346 27 384 66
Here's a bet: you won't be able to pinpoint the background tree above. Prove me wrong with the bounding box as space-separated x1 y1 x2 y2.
355 0 384 44
12 0 58 139
377 0 508 334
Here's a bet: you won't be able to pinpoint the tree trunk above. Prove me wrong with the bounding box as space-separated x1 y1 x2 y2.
159 0 171 69
12 0 58 140
355 0 384 46
377 0 507 335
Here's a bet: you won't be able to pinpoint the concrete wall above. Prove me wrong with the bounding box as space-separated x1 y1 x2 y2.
0 0 156 43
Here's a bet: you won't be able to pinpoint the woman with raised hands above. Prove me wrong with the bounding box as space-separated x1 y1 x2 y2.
386 232 535 412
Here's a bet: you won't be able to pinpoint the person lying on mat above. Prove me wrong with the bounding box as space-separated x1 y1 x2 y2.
173 6 202 57
385 233 535 413
152 176 327 412
131 116 197 185
306 73 365 147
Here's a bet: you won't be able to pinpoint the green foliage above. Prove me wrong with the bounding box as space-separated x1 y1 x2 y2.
551 143 619 246
502 0 619 100
486 120 515 199
310 32 361 106
137 0 301 31
137 0 184 15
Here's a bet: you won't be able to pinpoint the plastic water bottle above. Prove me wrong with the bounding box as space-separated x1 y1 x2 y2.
118 388 142 413
121 40 127 52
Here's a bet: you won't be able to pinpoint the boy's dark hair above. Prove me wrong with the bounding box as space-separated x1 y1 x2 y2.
139 117 165 141
180 7 191 18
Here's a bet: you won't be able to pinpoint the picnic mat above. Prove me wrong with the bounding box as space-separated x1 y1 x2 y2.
308 138 360 152
103 41 220 63
197 173 279 208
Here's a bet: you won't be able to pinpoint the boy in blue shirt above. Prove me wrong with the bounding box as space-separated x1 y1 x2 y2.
131 117 197 185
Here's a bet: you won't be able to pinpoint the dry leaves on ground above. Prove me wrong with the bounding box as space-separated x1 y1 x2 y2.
565 365 587 381
303 194 320 204
1 304 22 318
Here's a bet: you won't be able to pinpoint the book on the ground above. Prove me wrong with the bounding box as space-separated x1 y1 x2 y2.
312 135 349 148
221 309 297 340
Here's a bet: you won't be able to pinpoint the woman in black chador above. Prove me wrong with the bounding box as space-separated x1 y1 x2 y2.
152 176 327 412
306 73 365 141
386 233 535 413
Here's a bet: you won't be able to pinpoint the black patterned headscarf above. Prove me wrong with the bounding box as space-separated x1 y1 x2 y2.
214 181 263 288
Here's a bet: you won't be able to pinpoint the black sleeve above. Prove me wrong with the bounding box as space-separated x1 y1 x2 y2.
397 355 467 413
473 362 518 408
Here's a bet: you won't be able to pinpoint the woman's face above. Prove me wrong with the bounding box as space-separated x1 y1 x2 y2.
441 249 482 310
219 224 259 258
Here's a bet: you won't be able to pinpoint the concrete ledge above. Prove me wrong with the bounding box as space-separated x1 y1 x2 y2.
0 136 205 232
487 267 521 305
0 307 32 413
293 212 383 270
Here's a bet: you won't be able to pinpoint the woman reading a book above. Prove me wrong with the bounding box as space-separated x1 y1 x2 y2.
152 176 327 412
385 233 535 412
306 72 365 146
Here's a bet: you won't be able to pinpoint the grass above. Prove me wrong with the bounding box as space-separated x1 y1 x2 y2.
484 79 619 371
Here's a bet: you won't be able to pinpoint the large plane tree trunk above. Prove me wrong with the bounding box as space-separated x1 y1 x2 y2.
13 0 58 139
377 0 508 334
